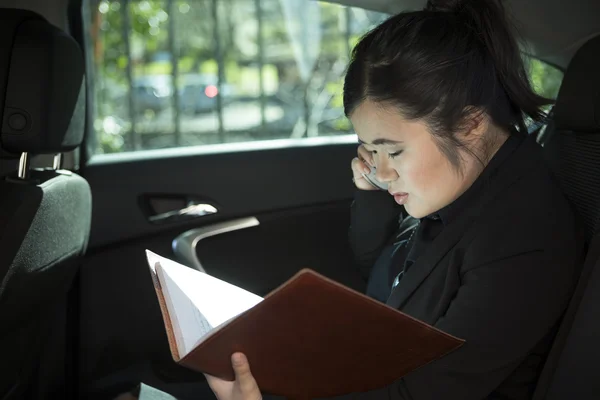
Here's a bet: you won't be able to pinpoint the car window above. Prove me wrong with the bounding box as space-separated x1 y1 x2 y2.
523 57 564 133
526 57 564 101
84 0 389 155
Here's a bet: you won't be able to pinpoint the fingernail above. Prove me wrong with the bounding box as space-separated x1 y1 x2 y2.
232 353 245 365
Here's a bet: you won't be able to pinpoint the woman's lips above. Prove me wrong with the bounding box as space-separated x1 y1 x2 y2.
391 192 409 205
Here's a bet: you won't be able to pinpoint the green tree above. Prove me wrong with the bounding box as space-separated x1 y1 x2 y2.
89 0 386 153
527 57 564 100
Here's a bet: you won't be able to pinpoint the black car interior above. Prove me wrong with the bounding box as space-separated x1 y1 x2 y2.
0 9 91 399
531 34 600 400
0 0 599 399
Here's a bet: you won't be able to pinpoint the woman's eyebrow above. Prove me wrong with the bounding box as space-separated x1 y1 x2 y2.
358 138 403 145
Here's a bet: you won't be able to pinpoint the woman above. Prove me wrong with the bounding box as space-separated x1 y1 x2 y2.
204 0 582 399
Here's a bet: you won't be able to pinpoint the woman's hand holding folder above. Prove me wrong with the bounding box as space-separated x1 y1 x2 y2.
205 353 262 400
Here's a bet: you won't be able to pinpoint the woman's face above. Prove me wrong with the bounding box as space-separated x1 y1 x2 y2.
350 100 484 219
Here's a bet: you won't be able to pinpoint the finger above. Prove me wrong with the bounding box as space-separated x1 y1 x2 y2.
203 373 220 385
203 373 227 397
231 353 259 394
357 146 374 166
351 158 378 191
351 157 371 176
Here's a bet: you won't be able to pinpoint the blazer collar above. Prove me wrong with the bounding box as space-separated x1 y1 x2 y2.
434 133 523 226
386 133 543 309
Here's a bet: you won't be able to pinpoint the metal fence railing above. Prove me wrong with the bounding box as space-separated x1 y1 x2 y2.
86 0 390 153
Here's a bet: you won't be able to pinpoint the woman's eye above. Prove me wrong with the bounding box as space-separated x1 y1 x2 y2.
388 151 402 159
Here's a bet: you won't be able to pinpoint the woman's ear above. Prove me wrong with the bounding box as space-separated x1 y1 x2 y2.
460 107 489 140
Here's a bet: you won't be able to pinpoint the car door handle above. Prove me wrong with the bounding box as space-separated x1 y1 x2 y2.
148 201 218 224
172 217 260 271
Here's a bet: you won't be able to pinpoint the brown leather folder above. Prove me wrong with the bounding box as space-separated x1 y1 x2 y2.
150 265 464 399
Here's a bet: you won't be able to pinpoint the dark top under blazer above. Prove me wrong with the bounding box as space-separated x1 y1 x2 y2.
343 134 583 400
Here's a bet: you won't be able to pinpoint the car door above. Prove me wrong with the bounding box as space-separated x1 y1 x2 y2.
75 0 390 387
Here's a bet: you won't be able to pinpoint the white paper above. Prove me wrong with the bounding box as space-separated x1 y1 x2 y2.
146 250 263 358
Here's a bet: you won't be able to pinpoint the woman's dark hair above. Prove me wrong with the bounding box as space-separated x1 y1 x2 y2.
344 0 551 169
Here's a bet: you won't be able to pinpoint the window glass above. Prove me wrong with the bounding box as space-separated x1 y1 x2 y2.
526 57 564 101
523 57 564 132
84 0 388 154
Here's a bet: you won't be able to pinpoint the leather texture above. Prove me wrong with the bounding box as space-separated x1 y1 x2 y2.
152 268 463 399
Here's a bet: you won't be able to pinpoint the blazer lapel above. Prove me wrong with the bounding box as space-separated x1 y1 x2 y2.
386 134 541 310
386 213 476 309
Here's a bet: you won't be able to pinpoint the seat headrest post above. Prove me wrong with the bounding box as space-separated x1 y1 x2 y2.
17 152 30 180
53 154 62 170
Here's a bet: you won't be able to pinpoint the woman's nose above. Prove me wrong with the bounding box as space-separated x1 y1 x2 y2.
376 159 399 183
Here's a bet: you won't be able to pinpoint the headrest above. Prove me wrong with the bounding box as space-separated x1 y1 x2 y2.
553 35 600 133
0 9 85 156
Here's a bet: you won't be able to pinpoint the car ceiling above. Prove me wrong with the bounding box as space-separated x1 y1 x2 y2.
326 0 600 69
0 0 599 68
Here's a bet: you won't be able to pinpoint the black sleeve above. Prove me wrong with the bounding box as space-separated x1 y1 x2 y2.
348 190 402 280
323 249 576 400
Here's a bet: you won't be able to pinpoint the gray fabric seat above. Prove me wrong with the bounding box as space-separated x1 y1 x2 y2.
533 35 600 400
0 9 90 400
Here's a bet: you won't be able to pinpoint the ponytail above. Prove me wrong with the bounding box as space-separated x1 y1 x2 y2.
426 0 551 133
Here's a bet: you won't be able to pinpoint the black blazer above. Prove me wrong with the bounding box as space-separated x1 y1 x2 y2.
342 135 583 400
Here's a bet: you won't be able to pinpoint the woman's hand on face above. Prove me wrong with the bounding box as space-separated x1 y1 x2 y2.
205 353 262 400
352 145 378 191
